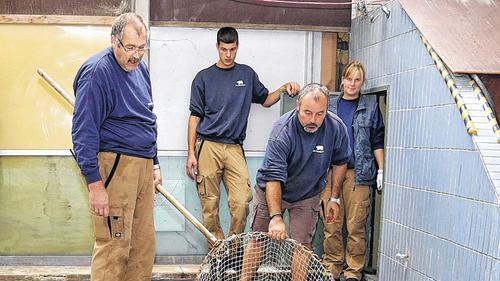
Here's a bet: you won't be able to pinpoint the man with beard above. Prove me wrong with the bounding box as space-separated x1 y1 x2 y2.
251 83 350 249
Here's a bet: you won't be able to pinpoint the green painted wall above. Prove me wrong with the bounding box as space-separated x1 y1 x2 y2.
0 155 266 256
0 156 93 255
0 155 327 257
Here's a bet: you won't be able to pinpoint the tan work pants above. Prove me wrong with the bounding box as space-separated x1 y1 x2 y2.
196 139 253 240
90 152 156 281
251 186 321 247
321 169 370 280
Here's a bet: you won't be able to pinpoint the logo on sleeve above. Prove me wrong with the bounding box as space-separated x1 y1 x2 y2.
313 145 324 153
235 80 246 87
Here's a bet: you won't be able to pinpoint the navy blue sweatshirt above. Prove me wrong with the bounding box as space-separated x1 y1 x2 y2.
190 63 269 144
256 109 351 202
337 98 358 168
72 47 158 184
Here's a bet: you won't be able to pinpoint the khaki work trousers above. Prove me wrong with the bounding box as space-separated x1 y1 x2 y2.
321 169 370 281
251 186 321 247
196 139 253 240
90 152 156 281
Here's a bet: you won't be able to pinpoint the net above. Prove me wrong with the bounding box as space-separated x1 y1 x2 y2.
198 232 334 281
154 185 333 280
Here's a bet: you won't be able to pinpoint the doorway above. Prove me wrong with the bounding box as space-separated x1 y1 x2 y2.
309 88 388 279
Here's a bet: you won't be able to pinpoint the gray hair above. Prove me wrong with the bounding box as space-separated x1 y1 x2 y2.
111 13 148 40
297 83 330 107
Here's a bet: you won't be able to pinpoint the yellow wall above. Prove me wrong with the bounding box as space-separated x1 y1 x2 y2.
0 25 109 149
0 24 110 254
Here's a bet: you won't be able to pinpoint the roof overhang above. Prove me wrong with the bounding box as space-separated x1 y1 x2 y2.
400 0 500 74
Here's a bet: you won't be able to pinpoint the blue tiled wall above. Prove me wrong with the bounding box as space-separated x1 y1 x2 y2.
350 1 500 280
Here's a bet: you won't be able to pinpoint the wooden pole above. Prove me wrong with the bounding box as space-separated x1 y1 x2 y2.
321 32 338 91
37 68 75 107
37 70 218 245
156 184 218 247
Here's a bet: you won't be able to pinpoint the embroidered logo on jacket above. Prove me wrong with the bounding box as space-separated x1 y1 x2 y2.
235 80 246 87
313 145 324 153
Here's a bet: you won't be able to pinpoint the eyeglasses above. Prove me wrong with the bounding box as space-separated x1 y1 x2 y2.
116 36 149 54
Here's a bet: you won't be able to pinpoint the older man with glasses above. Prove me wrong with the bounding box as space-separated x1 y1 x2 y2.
72 13 160 281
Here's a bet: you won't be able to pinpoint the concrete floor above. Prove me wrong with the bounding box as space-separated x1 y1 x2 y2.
0 265 198 281
0 265 378 281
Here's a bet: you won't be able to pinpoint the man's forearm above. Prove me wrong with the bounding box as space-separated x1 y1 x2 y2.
330 164 347 198
265 181 283 215
187 115 200 155
262 82 300 108
262 87 284 108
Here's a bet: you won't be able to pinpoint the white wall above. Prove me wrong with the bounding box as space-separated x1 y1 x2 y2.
150 27 321 154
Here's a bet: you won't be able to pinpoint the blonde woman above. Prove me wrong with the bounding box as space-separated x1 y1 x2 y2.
322 61 385 281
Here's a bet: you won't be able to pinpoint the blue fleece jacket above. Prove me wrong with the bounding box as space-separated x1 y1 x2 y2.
72 47 158 184
190 63 269 144
256 109 350 202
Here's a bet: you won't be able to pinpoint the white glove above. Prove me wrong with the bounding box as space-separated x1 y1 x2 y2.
376 169 383 191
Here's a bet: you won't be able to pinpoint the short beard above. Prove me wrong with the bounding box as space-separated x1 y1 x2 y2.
303 125 318 133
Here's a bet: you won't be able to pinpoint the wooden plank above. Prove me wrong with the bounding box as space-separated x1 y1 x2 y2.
150 0 351 30
0 0 127 16
321 32 337 91
151 20 349 32
0 14 114 25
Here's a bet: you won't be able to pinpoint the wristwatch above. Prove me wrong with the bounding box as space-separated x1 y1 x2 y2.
153 164 161 170
269 212 282 220
329 197 341 204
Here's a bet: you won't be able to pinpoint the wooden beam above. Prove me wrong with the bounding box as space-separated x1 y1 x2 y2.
0 14 113 25
321 32 338 91
151 21 350 33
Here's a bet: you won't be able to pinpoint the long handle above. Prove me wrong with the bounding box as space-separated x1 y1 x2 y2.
37 68 75 107
36 68 218 247
156 184 218 247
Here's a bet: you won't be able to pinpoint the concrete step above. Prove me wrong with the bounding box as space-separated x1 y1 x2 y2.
0 265 199 281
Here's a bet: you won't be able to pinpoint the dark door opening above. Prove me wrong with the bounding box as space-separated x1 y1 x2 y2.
364 89 387 275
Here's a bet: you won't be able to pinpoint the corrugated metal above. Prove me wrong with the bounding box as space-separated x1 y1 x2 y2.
399 0 500 74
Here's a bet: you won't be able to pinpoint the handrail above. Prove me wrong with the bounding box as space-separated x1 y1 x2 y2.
421 36 477 136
